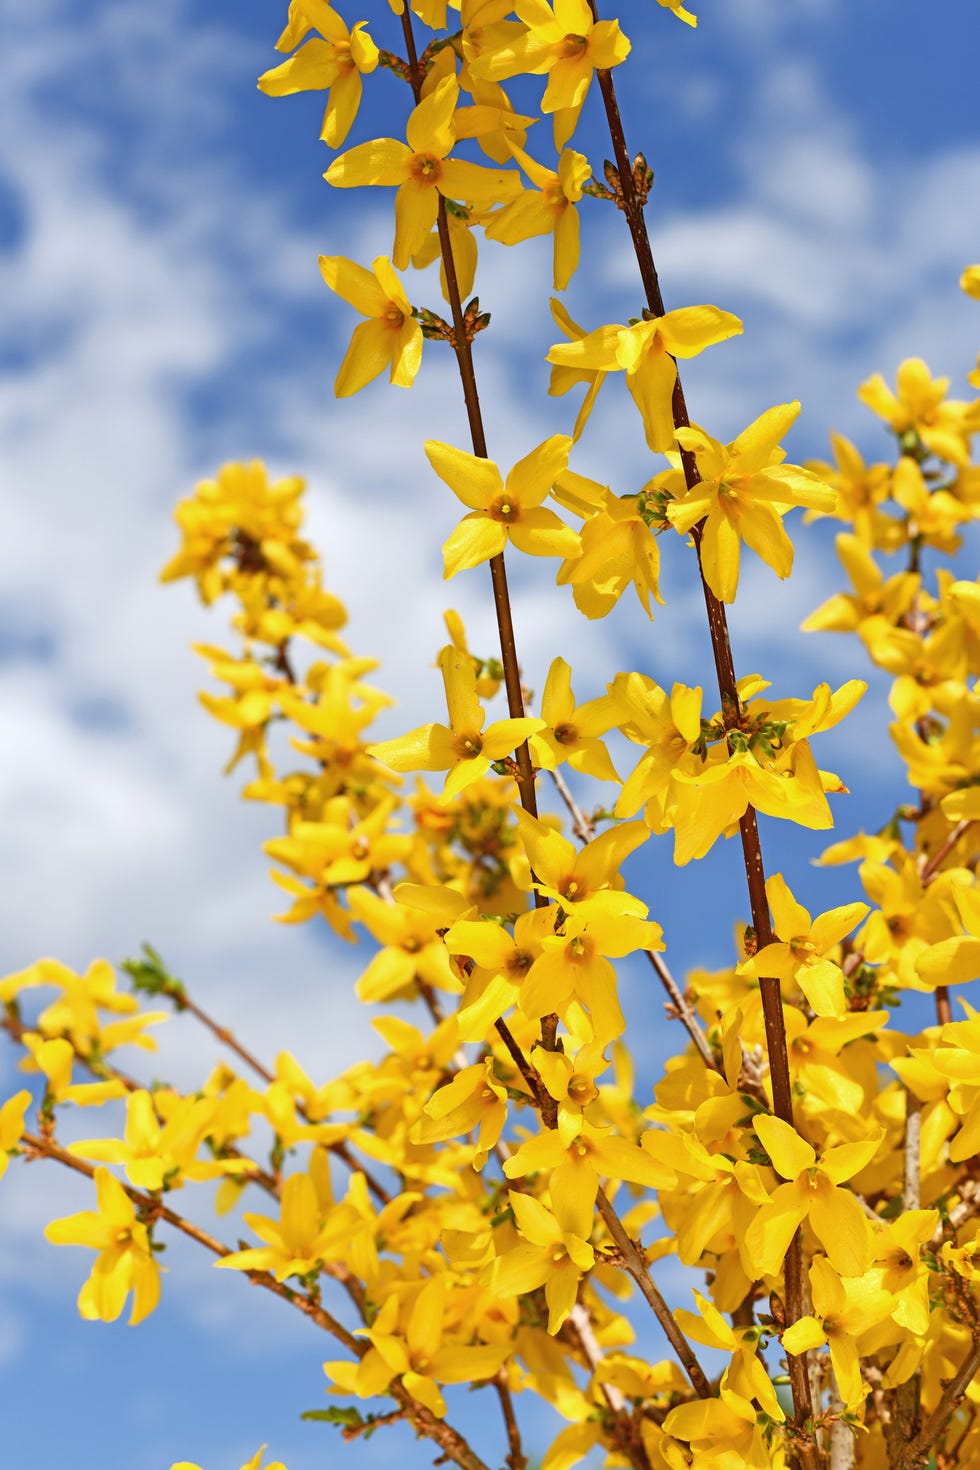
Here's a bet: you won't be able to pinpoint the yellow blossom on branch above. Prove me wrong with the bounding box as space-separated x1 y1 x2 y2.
0 1090 31 1180
485 144 591 289
547 306 743 453
411 1056 508 1166
858 357 976 466
488 1188 595 1333
470 0 630 148
426 434 579 577
318 255 423 395
324 76 521 269
736 872 868 1019
68 1089 256 1192
664 403 838 603
781 1256 894 1412
547 298 607 440
366 646 544 802
258 1 379 148
325 1275 509 1417
744 1113 881 1277
45 1166 162 1325
554 474 664 619
216 1164 358 1282
528 656 621 781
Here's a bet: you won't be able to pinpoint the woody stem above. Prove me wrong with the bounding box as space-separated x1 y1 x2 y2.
587 9 817 1457
398 11 538 819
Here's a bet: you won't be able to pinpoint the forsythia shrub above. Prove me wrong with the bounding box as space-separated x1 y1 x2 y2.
5 4 980 1470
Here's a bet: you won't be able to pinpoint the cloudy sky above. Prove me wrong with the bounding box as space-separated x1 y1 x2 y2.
2 0 979 1466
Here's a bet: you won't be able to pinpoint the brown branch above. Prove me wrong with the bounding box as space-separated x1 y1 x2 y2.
494 1372 527 1470
176 992 275 1083
23 1129 492 1470
2 1013 388 1207
919 818 973 885
893 1337 980 1470
596 1188 710 1398
564 1303 653 1470
584 18 818 1458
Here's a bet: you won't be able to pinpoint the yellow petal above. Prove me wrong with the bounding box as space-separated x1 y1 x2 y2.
426 441 502 510
442 512 508 577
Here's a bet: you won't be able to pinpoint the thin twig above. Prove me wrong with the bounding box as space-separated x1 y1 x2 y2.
23 1130 492 1470
919 818 973 885
494 1372 527 1470
596 1188 710 1398
893 1337 980 1470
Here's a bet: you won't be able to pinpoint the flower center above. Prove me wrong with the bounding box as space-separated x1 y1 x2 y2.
491 498 518 523
554 723 578 745
456 733 483 760
506 949 533 979
557 32 588 59
410 153 443 184
385 305 405 329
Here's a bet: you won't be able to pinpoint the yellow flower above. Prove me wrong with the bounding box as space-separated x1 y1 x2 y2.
325 1275 509 1417
324 76 520 269
445 907 546 1041
662 1387 770 1466
528 656 621 781
366 645 544 802
611 672 703 827
801 531 920 639
349 886 461 1002
514 806 649 911
471 0 630 149
519 898 662 1045
318 255 423 395
781 1256 894 1411
216 1163 358 1282
258 1 379 148
674 1289 784 1422
858 357 974 466
0 1090 31 1181
69 1089 256 1192
665 403 837 602
555 478 664 619
488 1189 595 1333
802 432 895 548
427 434 579 577
264 794 412 919
736 872 868 1019
547 307 743 453
45 1166 162 1324
547 298 606 440
412 1056 509 1166
18 1033 128 1108
744 1114 881 1277
503 1115 674 1219
485 145 591 289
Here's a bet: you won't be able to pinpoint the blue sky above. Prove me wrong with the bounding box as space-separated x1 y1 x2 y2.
2 1 979 1467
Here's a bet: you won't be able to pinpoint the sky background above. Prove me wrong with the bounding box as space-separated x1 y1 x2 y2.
2 0 979 1466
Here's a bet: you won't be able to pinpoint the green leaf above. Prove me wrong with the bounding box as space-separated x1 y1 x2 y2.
120 942 186 1005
